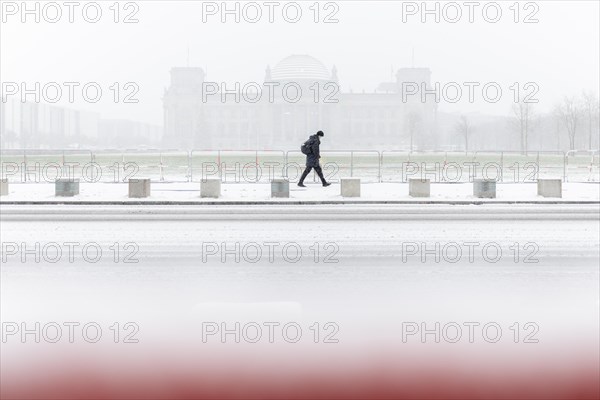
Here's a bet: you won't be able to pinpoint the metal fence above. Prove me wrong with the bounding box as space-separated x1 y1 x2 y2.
1 149 598 183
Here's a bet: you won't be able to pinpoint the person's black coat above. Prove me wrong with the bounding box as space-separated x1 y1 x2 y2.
305 134 321 167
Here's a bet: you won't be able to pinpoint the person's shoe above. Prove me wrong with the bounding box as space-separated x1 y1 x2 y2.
322 182 331 187
298 183 306 187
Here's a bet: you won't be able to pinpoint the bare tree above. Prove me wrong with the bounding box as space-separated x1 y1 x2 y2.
454 115 472 153
551 105 563 151
558 96 582 151
581 91 599 150
511 101 534 154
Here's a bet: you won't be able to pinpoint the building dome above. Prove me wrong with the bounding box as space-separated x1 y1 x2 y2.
270 54 331 81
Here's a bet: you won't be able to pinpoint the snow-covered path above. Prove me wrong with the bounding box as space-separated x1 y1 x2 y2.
1 181 599 203
2 204 597 314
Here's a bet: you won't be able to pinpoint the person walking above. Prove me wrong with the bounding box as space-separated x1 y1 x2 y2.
298 131 331 187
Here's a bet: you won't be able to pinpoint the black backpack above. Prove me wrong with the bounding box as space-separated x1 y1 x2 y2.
301 138 313 155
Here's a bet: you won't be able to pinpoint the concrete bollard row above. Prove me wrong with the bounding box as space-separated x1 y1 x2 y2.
129 178 151 198
201 179 221 198
341 178 360 197
0 179 8 196
473 179 496 199
537 179 562 198
409 179 430 198
55 179 80 197
1 178 567 201
53 179 153 198
271 179 290 198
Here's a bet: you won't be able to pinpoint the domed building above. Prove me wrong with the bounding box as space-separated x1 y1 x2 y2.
163 55 436 150
269 54 333 82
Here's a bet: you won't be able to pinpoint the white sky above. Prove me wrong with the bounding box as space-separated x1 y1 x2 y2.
1 0 599 125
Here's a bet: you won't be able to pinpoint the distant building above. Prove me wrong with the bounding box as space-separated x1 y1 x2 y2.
0 100 161 149
0 99 99 149
163 54 438 150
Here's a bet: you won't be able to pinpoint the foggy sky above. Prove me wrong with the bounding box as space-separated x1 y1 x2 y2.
1 0 599 125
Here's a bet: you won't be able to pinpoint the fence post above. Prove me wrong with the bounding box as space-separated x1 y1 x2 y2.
563 152 567 182
23 149 27 182
350 151 354 177
159 151 163 182
188 151 192 182
380 151 385 183
500 151 504 182
122 151 126 183
218 150 222 180
378 151 382 183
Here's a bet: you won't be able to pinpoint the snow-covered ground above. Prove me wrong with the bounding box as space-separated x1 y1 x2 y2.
2 204 598 337
1 181 599 202
2 203 598 398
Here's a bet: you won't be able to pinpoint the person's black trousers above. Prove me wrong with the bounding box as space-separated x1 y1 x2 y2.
299 166 327 184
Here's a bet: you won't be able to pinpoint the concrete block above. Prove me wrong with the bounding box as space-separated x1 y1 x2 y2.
201 178 221 198
129 178 151 198
55 179 80 197
537 179 562 198
473 179 496 199
0 179 8 196
409 178 430 198
271 179 289 198
341 178 361 197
